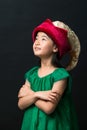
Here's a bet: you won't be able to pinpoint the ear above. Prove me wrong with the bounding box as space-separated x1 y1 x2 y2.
53 45 58 52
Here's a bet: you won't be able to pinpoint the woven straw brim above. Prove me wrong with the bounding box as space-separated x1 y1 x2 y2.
53 21 81 71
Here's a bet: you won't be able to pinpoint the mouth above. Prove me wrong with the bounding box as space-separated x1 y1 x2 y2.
35 47 41 51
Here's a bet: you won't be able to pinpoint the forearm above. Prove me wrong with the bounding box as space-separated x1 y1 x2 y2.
35 90 52 101
18 93 37 110
35 99 56 114
34 90 58 114
18 89 59 113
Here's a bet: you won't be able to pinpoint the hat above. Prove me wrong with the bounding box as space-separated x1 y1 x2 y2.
32 19 81 71
32 19 71 59
53 20 81 71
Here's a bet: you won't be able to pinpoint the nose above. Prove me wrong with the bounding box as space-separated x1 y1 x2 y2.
34 39 40 45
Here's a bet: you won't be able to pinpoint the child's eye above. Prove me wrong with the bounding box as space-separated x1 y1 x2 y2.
42 38 46 41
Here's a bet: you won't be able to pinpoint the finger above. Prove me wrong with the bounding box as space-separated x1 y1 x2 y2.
50 92 61 99
49 92 57 98
48 98 57 103
48 95 58 103
49 96 57 102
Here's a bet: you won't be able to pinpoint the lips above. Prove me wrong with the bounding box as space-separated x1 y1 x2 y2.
35 47 41 51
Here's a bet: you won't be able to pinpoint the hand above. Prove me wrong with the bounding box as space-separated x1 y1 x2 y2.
18 84 34 98
35 90 58 103
48 91 59 103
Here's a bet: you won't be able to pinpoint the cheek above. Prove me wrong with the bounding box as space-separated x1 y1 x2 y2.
43 46 53 54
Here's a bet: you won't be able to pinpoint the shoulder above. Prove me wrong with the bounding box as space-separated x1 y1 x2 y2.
53 68 70 82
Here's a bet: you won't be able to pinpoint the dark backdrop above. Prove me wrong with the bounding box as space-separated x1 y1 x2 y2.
0 0 87 130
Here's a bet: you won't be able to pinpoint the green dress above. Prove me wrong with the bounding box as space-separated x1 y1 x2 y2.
21 66 79 130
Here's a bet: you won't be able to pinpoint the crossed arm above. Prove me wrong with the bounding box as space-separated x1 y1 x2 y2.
18 79 67 114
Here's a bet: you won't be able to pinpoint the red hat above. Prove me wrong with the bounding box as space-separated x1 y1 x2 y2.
32 19 71 59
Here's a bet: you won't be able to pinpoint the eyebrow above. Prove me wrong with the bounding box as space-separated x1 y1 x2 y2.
36 33 50 39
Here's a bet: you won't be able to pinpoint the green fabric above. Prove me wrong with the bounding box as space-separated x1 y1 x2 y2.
21 66 79 130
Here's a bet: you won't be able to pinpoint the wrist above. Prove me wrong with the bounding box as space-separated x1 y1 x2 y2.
34 91 40 99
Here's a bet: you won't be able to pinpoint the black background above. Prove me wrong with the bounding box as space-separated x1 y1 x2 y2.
0 0 87 130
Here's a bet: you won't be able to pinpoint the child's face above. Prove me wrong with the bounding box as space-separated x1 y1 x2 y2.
33 32 58 58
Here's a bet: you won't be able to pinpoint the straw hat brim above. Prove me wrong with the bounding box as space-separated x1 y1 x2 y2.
53 21 81 71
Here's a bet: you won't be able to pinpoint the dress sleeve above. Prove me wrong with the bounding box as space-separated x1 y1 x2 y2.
24 66 38 81
53 68 70 82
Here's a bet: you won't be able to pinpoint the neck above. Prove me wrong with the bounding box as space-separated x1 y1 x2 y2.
38 58 57 78
40 58 53 69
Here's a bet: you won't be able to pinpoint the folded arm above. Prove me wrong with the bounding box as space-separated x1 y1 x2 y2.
35 78 67 114
18 80 37 110
18 82 56 110
18 78 67 114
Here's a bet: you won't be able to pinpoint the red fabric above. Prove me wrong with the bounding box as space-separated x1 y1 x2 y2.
32 19 71 59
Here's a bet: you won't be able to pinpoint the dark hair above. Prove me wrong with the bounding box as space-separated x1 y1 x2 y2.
38 52 63 68
51 52 63 68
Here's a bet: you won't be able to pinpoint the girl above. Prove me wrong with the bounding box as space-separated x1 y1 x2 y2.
18 19 81 130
